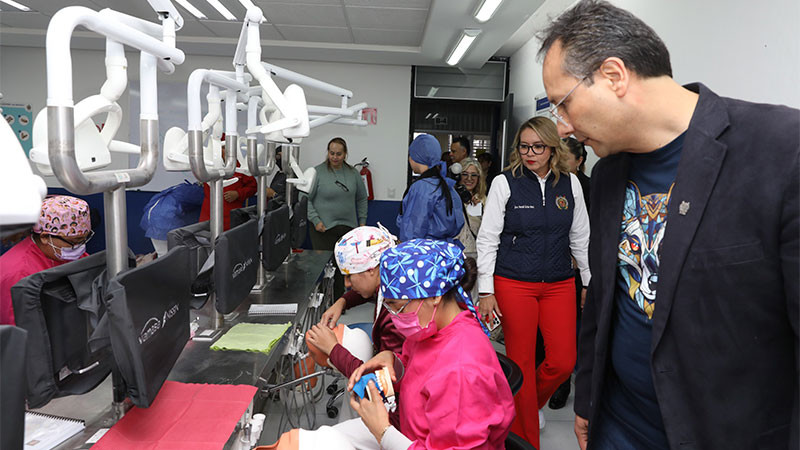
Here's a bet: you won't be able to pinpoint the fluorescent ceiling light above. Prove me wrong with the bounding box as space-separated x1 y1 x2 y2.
474 0 503 22
446 29 481 66
204 0 236 20
175 0 207 19
237 0 257 11
0 0 31 11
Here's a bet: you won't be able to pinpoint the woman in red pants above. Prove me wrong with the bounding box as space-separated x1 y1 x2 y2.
476 116 590 447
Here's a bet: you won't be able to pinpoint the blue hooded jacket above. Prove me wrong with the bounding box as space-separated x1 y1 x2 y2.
397 134 464 243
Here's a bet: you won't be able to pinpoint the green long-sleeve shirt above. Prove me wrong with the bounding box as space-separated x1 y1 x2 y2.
306 162 368 228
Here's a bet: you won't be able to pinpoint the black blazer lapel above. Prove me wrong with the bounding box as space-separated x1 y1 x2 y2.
594 155 630 322
651 86 730 352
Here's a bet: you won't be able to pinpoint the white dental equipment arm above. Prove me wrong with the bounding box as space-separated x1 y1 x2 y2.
186 69 248 183
44 6 185 195
285 151 316 194
236 8 309 139
245 94 277 177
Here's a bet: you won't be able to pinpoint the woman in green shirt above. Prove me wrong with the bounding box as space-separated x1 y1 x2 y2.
307 137 368 297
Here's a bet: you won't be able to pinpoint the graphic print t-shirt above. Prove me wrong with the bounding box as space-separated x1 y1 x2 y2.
601 132 685 449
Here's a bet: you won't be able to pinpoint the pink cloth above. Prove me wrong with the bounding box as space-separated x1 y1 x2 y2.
397 311 515 450
0 237 74 325
93 381 258 450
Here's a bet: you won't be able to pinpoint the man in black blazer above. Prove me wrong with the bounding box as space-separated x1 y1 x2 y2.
538 1 798 449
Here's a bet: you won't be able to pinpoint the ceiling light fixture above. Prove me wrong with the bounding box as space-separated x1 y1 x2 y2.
237 0 257 11
0 0 31 11
427 87 439 97
446 29 481 66
204 0 236 21
474 0 503 23
175 0 207 19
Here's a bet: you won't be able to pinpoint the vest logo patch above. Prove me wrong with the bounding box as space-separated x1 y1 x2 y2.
556 195 569 210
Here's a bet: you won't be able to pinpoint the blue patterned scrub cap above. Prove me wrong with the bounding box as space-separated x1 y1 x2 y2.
379 239 489 336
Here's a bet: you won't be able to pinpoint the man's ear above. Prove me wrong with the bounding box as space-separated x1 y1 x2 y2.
598 57 629 98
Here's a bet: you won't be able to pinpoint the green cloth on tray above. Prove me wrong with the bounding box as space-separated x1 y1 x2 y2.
210 322 292 353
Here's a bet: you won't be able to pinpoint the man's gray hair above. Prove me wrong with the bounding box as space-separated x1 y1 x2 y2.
537 0 672 82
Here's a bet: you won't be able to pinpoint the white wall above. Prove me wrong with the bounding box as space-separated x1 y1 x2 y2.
0 47 411 201
508 0 800 174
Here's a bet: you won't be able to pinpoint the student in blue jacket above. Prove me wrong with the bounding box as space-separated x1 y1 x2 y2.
397 134 464 243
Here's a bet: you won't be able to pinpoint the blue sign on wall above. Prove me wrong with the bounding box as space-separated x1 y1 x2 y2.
2 104 34 157
535 97 551 112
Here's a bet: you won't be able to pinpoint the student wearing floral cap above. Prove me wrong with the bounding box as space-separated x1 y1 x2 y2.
0 195 92 325
346 239 515 450
308 225 404 380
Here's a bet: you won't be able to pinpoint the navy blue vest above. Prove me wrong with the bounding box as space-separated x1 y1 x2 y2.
495 168 575 283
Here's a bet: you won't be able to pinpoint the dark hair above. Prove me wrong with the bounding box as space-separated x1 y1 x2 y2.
537 0 672 82
476 153 492 164
443 257 478 302
452 137 471 155
564 137 587 172
326 137 352 170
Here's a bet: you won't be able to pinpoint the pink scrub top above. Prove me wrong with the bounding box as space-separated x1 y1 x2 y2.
397 311 515 450
0 237 83 325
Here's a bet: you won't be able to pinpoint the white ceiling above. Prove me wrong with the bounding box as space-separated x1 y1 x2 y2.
0 0 545 67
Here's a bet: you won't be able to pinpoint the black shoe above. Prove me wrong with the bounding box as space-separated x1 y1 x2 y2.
548 379 571 410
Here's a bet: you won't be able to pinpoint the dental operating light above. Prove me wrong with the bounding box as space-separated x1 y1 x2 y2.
0 0 31 11
474 0 503 22
446 29 481 66
204 0 236 20
175 0 206 19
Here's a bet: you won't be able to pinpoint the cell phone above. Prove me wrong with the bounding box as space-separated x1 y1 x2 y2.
476 299 501 331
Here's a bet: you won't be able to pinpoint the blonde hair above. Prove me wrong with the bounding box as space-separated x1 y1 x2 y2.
459 158 487 204
505 116 571 185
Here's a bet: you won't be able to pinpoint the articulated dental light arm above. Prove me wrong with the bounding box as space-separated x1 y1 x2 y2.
308 102 369 129
45 6 182 194
244 8 308 138
47 7 184 108
187 69 248 182
245 95 276 177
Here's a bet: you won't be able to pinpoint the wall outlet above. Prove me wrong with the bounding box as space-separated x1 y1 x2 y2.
387 188 396 199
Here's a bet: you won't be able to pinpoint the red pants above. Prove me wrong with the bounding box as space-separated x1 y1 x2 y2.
495 275 576 447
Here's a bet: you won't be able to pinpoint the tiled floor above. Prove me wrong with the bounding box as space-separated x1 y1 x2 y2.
258 302 581 449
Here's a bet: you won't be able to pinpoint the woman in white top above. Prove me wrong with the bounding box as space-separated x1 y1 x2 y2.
475 116 590 447
455 157 487 259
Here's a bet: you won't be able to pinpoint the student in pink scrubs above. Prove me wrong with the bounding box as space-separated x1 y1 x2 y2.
348 239 515 450
0 195 92 325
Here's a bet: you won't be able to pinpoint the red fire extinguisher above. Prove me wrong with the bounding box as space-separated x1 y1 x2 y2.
357 158 374 200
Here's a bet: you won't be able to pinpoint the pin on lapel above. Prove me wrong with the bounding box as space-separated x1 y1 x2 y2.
679 201 690 216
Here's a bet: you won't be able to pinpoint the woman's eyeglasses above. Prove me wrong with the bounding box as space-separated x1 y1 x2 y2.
335 180 349 192
382 298 412 316
50 230 95 248
461 173 479 180
518 143 551 155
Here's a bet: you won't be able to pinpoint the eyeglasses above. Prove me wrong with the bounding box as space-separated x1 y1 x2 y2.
335 180 349 192
382 298 413 316
49 230 94 248
517 143 551 155
461 173 479 179
548 75 589 127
